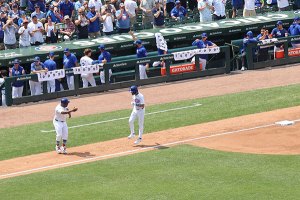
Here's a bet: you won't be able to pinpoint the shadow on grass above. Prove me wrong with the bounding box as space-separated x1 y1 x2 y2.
134 143 169 150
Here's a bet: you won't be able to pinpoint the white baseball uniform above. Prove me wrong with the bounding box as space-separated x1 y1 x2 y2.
80 56 96 88
129 93 145 139
53 104 69 142
0 77 6 106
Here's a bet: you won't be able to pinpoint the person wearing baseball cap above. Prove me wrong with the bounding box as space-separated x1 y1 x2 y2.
134 39 149 79
170 1 187 21
53 98 78 154
152 0 165 29
29 56 48 96
270 20 288 52
63 48 78 90
98 44 112 84
44 52 57 93
239 31 258 71
192 32 217 70
28 13 44 46
31 4 46 23
9 58 25 98
18 18 31 48
288 17 300 48
86 3 101 38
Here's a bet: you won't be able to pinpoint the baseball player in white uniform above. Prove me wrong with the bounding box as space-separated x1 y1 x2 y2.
80 48 97 88
128 85 145 144
53 98 78 154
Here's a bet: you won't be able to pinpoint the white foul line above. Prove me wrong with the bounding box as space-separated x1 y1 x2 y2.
40 103 202 133
2 121 279 179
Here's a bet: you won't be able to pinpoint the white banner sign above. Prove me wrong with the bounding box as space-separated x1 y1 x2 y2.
37 69 65 82
73 64 101 75
261 38 278 44
172 47 220 61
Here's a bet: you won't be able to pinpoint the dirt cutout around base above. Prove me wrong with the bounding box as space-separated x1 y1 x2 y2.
1 105 300 180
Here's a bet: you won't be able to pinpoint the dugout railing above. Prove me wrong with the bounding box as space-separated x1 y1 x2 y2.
1 45 231 106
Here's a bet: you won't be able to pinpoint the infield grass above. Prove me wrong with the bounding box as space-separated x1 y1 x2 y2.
1 145 300 200
1 84 300 160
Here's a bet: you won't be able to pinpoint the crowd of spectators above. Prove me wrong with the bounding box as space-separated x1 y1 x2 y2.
0 0 296 51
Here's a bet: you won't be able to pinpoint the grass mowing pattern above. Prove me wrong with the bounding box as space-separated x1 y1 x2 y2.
1 84 300 160
1 145 300 200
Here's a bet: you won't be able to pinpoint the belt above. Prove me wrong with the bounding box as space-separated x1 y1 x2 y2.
55 119 65 122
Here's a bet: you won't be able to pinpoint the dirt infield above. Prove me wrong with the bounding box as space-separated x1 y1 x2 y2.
1 64 300 179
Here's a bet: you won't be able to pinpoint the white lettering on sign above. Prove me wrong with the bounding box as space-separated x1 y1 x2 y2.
200 22 219 28
37 69 65 82
236 18 252 23
0 52 22 58
73 40 95 46
112 35 133 41
219 20 241 26
92 37 116 44
160 28 182 34
171 65 194 73
182 26 203 31
135 32 155 38
268 14 288 19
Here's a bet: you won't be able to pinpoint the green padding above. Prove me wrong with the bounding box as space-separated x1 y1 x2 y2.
0 11 296 66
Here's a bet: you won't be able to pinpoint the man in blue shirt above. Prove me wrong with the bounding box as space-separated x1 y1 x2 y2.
29 56 48 96
288 17 300 48
46 5 63 23
63 48 78 90
192 32 217 70
171 1 187 21
134 39 148 79
9 59 26 98
98 44 112 84
152 0 165 29
240 31 257 71
270 21 288 50
44 51 57 93
60 0 74 17
116 3 130 33
86 4 101 38
256 28 270 61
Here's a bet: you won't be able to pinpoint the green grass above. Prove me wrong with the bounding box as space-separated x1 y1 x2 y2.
1 83 300 160
1 145 300 200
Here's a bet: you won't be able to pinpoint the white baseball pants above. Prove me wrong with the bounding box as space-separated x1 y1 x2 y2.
53 120 68 141
129 109 145 138
139 64 148 80
29 80 42 96
82 75 96 88
2 93 6 106
12 86 23 98
66 76 74 90
100 69 112 84
47 80 56 93
191 57 207 70
292 43 300 48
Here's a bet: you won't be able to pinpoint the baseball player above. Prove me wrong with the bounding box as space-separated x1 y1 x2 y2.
63 48 78 90
80 48 97 88
98 44 112 84
9 59 26 98
0 70 7 107
53 98 78 154
44 52 57 93
128 85 145 145
29 56 48 96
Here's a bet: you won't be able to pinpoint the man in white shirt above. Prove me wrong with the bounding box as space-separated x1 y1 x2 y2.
79 48 97 88
140 0 155 29
18 19 30 48
277 0 289 11
3 19 18 50
125 0 138 30
243 0 256 17
28 15 44 46
128 85 145 145
212 0 226 21
53 98 78 154
88 0 102 12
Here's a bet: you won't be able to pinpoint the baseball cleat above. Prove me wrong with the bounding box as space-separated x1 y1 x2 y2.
128 133 135 139
134 138 142 145
61 146 67 154
56 146 61 154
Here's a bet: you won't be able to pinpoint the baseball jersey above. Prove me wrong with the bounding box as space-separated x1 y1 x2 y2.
136 46 147 58
132 93 145 111
192 40 213 59
54 104 69 122
289 24 300 44
44 59 57 71
11 66 25 87
80 56 94 77
98 51 111 62
63 53 77 69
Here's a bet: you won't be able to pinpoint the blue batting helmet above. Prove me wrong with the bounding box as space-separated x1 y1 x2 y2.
61 98 70 104
130 85 138 95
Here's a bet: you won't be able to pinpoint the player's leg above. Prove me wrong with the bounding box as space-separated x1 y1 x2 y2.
88 75 96 87
36 82 42 95
29 80 36 96
200 58 207 70
100 71 105 84
17 86 23 97
108 69 112 83
61 122 69 154
82 77 89 88
12 86 17 98
53 120 63 153
134 109 145 144
67 76 75 90
128 111 137 138
139 64 147 79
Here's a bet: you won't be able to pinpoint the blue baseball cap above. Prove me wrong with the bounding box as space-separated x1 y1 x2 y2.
13 59 20 64
294 17 300 21
134 39 142 45
277 21 283 25
63 48 70 53
246 31 253 38
34 56 40 62
49 51 55 57
201 33 207 38
175 0 181 4
31 14 37 18
98 44 105 49
61 98 70 104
